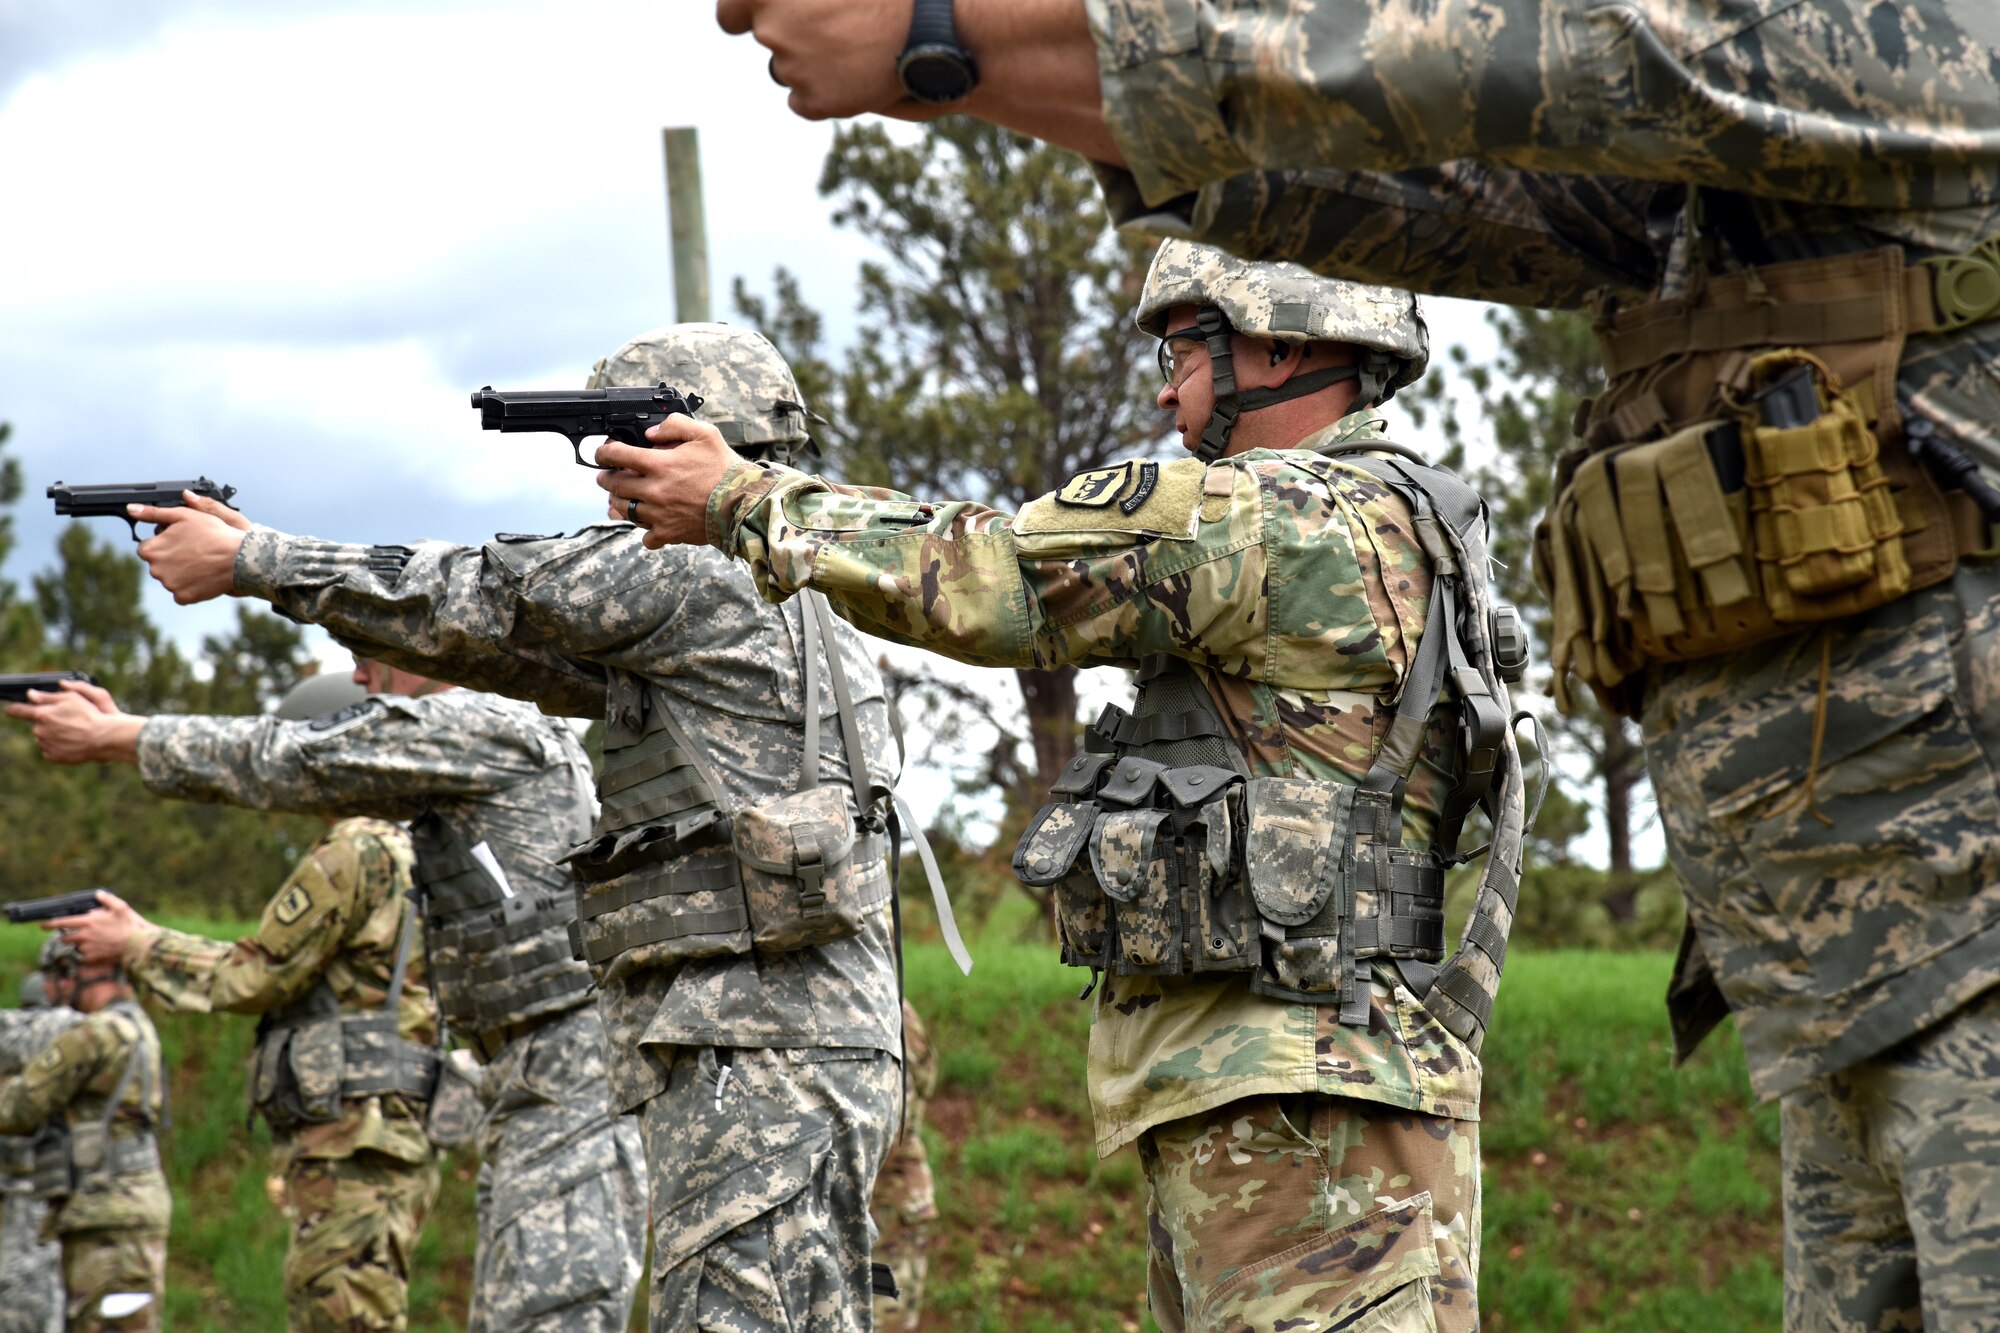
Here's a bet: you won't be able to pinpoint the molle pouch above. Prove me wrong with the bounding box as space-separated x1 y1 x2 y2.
1743 352 1908 610
1241 777 1355 1001
65 1121 106 1181
1090 808 1180 973
733 785 883 953
1158 767 1252 971
287 1019 346 1124
1014 798 1105 965
1096 756 1168 809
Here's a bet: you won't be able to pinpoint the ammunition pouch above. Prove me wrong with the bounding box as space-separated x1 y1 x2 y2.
568 592 891 976
1541 246 1992 716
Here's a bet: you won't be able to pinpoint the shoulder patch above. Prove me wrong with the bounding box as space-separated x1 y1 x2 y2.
1016 457 1205 540
272 882 315 926
30 1043 65 1073
309 699 380 734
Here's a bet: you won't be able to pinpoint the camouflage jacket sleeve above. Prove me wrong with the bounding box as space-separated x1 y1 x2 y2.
0 1009 82 1077
138 694 550 820
128 821 409 1020
1086 0 2000 213
231 524 712 719
0 1017 113 1135
708 432 1421 693
1098 162 1667 307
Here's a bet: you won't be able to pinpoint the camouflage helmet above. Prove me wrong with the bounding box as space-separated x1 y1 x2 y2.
38 933 82 976
1136 239 1429 459
276 672 369 723
19 969 49 1009
587 323 822 465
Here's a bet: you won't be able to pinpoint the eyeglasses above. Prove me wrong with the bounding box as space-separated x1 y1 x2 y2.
1156 327 1209 387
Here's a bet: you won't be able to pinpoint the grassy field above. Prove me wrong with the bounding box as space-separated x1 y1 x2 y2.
0 914 1781 1331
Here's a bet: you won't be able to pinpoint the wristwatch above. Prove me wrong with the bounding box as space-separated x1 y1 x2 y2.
896 0 979 105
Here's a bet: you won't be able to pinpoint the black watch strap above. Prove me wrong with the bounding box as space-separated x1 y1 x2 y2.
898 0 979 104
907 0 963 48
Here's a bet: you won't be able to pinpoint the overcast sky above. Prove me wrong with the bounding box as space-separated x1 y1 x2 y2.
0 2 1647 857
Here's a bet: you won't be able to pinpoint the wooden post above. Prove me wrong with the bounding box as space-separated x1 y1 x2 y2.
662 128 711 323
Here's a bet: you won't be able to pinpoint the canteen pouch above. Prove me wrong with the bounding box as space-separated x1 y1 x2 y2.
732 785 885 953
288 1020 346 1124
1090 808 1178 972
65 1120 105 1178
1241 777 1356 1002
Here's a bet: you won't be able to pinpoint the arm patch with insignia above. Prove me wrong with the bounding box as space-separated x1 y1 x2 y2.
1016 458 1205 539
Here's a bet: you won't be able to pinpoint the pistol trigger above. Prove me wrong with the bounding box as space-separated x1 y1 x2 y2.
123 517 142 543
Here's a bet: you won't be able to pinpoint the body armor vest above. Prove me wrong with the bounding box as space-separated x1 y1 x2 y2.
1016 448 1532 1050
31 1001 161 1203
566 592 895 979
409 750 596 1040
248 899 439 1130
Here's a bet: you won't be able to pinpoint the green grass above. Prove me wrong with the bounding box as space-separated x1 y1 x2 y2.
1 913 1782 1331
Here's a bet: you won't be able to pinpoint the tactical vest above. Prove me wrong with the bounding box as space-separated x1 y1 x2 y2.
31 1002 162 1203
248 897 440 1130
1537 210 2000 718
566 592 898 977
1015 448 1531 1050
409 747 596 1041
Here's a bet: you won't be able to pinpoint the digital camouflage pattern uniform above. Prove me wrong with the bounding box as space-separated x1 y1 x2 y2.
0 1001 167 1332
134 691 646 1332
223 325 905 1333
1075 2 2000 1327
123 817 439 1331
869 1000 936 1332
0 998 80 1333
708 405 1483 1331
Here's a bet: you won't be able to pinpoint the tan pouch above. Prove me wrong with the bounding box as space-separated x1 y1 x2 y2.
733 785 883 953
289 1019 345 1122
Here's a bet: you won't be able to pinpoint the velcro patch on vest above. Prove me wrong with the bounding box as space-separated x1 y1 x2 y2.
1016 458 1204 539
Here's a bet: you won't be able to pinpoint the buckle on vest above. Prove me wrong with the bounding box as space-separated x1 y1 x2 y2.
793 830 827 911
1921 236 2000 333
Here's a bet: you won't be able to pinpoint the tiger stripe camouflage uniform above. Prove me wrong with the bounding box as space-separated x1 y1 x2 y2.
121 817 439 1332
869 1000 937 1332
0 1000 167 1332
1074 2 2000 1327
133 692 647 1331
0 996 80 1333
705 393 1497 1328
221 325 907 1331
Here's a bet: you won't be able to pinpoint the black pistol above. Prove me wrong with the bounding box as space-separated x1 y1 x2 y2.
0 672 98 705
49 478 239 541
470 383 705 467
3 890 107 924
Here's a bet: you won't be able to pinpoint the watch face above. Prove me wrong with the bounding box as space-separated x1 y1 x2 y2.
898 46 977 105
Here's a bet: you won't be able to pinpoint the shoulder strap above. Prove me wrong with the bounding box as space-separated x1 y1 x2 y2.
98 1004 154 1135
801 592 874 810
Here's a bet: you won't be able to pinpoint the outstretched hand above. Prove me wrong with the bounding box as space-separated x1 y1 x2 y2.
1 678 142 766
595 415 746 550
46 890 146 968
134 491 252 605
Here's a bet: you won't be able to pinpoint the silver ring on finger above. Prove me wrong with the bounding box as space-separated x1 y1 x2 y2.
627 497 642 524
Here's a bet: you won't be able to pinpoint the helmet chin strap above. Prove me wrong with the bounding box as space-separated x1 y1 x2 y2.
1191 306 1381 461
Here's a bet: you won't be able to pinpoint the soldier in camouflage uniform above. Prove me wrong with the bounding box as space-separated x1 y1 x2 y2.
605 246 1530 1332
126 324 909 1332
0 959 80 1333
9 672 647 1331
721 3 2000 1326
36 676 441 1331
869 999 936 1332
0 938 166 1332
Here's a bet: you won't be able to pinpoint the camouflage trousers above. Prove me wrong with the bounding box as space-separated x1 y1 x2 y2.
870 1001 939 1332
469 1004 647 1333
644 1044 899 1333
0 1192 62 1333
1781 982 2000 1332
59 1226 164 1333
1139 1094 1480 1333
280 1151 439 1332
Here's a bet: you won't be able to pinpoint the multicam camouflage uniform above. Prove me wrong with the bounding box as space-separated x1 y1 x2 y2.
134 689 646 1332
224 324 905 1331
702 250 1519 1329
124 816 439 1332
0 996 168 1332
0 985 79 1333
869 1000 937 1332
1074 4 2000 1327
